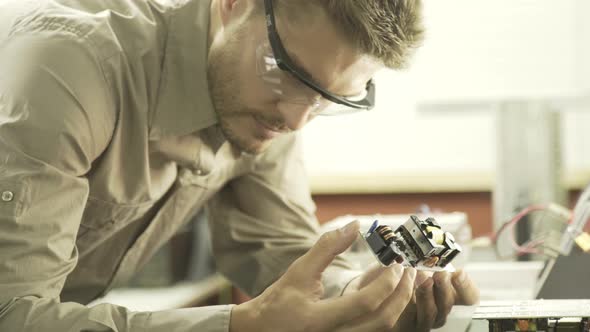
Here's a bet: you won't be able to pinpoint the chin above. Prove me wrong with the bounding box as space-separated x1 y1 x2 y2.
223 130 272 155
240 138 272 155
220 117 275 155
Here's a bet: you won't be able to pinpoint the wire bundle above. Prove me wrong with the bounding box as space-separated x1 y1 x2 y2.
491 203 572 258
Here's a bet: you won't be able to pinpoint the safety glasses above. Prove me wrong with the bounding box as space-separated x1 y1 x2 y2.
259 0 376 116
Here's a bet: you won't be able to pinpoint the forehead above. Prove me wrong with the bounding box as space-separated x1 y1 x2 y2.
270 6 381 95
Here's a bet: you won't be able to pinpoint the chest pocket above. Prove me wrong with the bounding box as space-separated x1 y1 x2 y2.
76 197 156 253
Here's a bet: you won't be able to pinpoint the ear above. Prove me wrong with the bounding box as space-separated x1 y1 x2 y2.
219 0 243 27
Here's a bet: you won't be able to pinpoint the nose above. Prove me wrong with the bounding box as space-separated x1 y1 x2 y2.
277 102 313 131
277 99 319 131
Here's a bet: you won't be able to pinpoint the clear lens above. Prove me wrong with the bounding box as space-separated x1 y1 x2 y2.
314 100 366 116
256 43 365 116
256 43 316 100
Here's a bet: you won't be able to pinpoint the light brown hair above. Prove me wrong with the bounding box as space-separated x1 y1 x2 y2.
272 0 425 70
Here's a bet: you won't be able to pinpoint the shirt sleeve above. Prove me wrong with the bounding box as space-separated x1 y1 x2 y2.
0 32 232 332
207 132 362 299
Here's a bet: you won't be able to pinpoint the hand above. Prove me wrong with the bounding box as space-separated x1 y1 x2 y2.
394 269 480 331
230 220 417 332
344 266 479 332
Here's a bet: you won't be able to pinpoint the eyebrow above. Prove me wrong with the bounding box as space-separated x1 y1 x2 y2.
282 42 368 99
284 49 323 86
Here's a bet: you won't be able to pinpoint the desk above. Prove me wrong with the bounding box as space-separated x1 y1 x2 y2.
88 274 230 311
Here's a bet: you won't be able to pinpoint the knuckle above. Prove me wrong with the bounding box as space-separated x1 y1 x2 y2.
399 286 414 304
375 312 390 330
380 276 396 294
377 310 398 329
358 296 380 312
300 311 315 331
384 281 396 295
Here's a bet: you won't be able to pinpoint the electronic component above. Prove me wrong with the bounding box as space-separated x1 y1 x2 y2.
362 215 462 271
473 300 590 332
488 318 589 332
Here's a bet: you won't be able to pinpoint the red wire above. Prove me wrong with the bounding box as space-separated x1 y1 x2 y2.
492 204 571 256
490 204 546 243
508 205 548 253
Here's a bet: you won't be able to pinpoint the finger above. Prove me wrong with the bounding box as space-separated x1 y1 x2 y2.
294 220 360 278
314 264 404 330
415 277 437 332
414 270 432 289
337 267 417 332
414 270 434 309
392 302 418 332
357 263 387 289
432 272 454 328
451 270 480 305
376 267 417 330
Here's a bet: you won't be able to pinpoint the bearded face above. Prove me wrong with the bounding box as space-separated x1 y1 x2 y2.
206 5 379 154
208 21 287 154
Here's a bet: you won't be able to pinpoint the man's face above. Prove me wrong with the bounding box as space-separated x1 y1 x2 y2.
208 5 379 154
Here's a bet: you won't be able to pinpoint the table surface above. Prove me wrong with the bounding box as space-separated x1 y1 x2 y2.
87 274 230 311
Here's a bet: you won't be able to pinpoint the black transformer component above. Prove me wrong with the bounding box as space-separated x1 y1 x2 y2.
363 215 462 269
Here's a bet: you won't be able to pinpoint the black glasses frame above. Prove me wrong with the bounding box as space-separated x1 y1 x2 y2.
263 0 375 111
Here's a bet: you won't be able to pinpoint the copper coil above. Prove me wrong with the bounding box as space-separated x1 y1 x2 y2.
377 226 393 235
383 232 395 241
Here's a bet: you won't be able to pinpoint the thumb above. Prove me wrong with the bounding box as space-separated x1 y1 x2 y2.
299 220 360 277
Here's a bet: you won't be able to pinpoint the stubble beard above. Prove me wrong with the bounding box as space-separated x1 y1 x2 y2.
207 41 264 155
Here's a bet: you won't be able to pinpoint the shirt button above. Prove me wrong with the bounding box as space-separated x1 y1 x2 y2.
2 191 14 202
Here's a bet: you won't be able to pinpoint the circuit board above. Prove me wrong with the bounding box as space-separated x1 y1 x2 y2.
474 300 590 332
361 215 462 271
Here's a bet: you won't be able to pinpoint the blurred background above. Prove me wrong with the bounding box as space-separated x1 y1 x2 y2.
303 0 590 238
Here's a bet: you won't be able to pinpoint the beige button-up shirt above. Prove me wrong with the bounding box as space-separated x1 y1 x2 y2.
0 0 359 331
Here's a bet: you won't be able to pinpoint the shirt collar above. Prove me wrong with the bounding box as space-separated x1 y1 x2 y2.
149 0 218 140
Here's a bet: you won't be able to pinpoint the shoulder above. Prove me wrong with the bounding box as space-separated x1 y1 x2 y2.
1 0 170 61
0 33 115 175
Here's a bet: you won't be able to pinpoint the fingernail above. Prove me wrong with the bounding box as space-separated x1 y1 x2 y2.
341 220 359 235
392 263 403 275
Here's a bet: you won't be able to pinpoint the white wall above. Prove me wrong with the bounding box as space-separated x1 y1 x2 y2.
302 0 590 193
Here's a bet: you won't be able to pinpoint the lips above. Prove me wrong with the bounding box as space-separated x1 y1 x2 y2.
253 115 283 140
258 120 282 132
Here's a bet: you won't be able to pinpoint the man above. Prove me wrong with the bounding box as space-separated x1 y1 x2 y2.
0 0 478 331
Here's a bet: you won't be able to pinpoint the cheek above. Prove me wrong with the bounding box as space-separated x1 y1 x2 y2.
238 48 278 109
